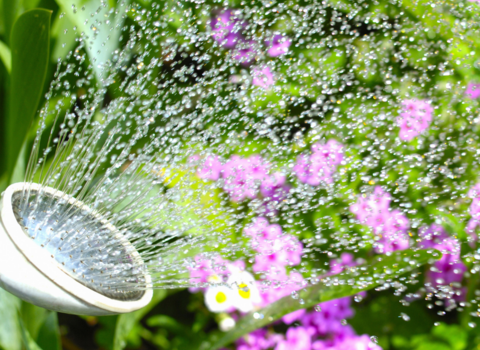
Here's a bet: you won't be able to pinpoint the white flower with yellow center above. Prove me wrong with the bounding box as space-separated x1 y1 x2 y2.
204 274 234 313
227 269 261 313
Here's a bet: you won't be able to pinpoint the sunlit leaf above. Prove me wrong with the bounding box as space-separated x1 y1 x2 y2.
0 40 11 72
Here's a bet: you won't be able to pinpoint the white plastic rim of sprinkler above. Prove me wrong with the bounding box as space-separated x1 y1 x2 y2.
0 182 153 316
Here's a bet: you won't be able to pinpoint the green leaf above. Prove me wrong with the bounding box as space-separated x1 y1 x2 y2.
113 290 168 350
20 302 47 341
432 323 467 350
19 316 43 350
36 312 61 350
0 40 11 72
0 289 22 350
7 8 51 181
53 0 128 82
200 249 440 350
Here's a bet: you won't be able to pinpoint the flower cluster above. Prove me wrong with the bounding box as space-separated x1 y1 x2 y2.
396 99 434 141
195 154 290 211
419 224 466 303
350 186 410 253
210 8 291 89
293 139 344 186
188 217 304 329
466 183 480 242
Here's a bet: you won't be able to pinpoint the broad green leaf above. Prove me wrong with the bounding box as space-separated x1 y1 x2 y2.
19 316 43 350
54 0 128 83
2 0 19 45
7 9 51 181
36 312 61 350
0 40 11 72
113 290 168 350
200 249 440 350
0 289 22 350
20 302 47 341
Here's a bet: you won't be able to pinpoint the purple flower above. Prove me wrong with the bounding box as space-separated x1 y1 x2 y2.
300 297 354 337
397 99 433 141
210 9 245 48
221 155 270 202
313 334 382 350
466 83 480 99
245 217 302 272
257 270 305 307
467 183 480 244
350 187 410 254
253 234 303 272
294 140 344 186
196 155 223 180
265 35 291 57
350 187 391 226
419 224 466 297
233 40 256 65
252 66 275 89
260 172 290 215
236 329 282 350
275 327 312 350
244 217 282 241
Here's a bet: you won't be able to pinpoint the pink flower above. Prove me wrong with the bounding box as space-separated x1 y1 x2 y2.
221 155 270 202
397 99 433 141
260 172 290 202
350 187 391 226
466 83 480 99
311 139 344 166
351 187 409 254
210 9 245 48
257 270 305 308
253 235 303 272
419 224 466 298
265 35 291 57
236 329 282 350
300 297 354 337
314 334 382 350
275 327 311 350
252 66 275 89
294 140 344 186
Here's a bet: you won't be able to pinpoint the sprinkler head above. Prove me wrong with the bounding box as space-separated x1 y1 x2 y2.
0 182 152 315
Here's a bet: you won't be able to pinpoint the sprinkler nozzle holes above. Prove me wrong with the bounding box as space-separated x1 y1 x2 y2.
0 183 152 315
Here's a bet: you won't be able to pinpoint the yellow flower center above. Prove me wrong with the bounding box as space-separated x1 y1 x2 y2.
216 291 227 303
238 283 251 299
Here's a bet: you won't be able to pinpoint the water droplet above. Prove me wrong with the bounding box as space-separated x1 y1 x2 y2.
370 336 378 344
